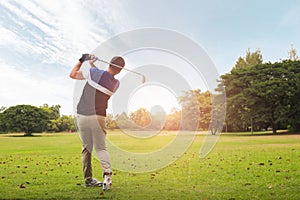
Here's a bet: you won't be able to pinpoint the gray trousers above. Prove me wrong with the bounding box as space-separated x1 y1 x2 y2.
76 114 111 180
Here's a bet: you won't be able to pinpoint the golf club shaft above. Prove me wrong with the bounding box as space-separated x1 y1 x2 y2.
95 57 146 83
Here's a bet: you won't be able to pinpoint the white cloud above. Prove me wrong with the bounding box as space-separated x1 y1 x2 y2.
1 0 132 66
0 0 132 114
0 60 74 115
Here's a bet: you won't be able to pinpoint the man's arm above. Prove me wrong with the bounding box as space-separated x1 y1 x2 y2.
69 54 97 80
89 55 97 68
69 61 85 80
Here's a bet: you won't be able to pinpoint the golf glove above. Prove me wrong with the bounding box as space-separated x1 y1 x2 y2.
79 54 91 63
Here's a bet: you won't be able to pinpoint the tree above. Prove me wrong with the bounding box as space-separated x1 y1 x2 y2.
115 112 131 129
0 106 6 113
130 108 151 128
105 114 117 130
221 59 300 133
288 44 299 61
210 81 226 134
56 115 76 132
1 105 49 136
40 104 60 119
164 108 181 130
149 111 167 130
47 115 76 132
40 104 61 131
245 48 263 66
232 48 263 71
178 89 211 131
243 62 291 134
221 49 263 132
283 60 300 132
0 107 7 133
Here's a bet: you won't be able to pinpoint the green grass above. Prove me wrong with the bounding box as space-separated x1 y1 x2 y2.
0 131 299 199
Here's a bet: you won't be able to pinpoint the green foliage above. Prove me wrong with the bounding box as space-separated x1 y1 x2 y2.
107 90 222 132
178 89 212 131
0 104 76 134
222 58 300 133
40 104 60 120
48 115 76 132
1 105 49 135
210 86 226 134
130 108 151 128
232 48 263 71
115 112 131 129
0 114 5 134
105 113 118 129
164 109 181 130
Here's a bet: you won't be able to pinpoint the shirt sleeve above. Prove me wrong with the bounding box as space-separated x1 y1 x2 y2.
113 80 120 92
90 68 104 82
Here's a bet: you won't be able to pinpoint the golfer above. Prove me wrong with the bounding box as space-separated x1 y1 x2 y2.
69 54 124 190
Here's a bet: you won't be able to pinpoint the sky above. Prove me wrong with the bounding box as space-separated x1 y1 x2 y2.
1 0 300 115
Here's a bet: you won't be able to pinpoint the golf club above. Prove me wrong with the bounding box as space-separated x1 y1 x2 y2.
95 57 146 83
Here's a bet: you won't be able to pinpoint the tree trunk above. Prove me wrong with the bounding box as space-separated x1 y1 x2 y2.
24 131 33 136
271 121 277 134
271 113 277 134
251 117 253 135
210 127 218 135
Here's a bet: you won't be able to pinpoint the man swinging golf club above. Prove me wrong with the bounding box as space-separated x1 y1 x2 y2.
69 54 125 190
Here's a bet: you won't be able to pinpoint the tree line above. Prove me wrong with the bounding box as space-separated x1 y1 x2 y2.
105 90 213 132
1 47 299 135
220 49 300 133
107 48 300 134
0 104 76 136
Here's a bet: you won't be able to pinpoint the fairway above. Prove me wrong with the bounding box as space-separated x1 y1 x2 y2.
0 132 299 200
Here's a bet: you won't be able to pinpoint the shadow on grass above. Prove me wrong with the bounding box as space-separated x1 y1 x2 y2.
0 132 75 138
0 133 42 137
222 130 300 137
11 134 42 137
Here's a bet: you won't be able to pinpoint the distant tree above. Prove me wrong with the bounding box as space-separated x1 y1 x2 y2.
245 48 263 66
149 112 167 130
0 115 4 133
288 44 299 61
178 89 211 131
232 48 263 71
56 115 76 132
243 62 291 134
115 112 131 129
221 49 263 132
39 104 63 132
164 108 181 130
221 59 300 133
40 104 60 119
284 60 300 132
235 56 247 69
105 114 118 130
0 107 7 133
210 81 226 134
130 108 151 128
1 105 49 136
198 91 212 130
0 106 6 113
178 90 200 131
